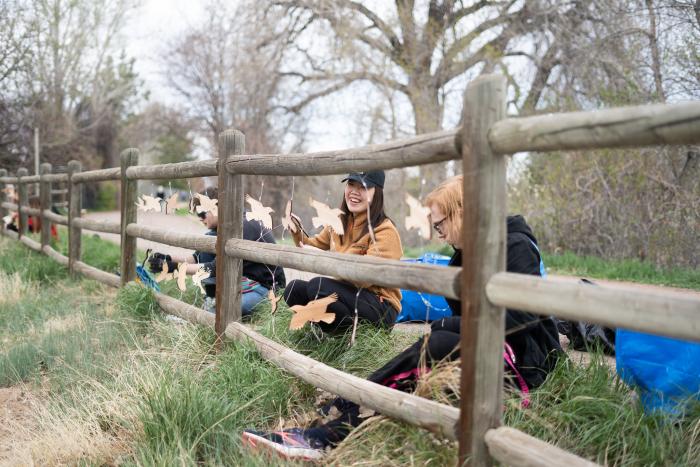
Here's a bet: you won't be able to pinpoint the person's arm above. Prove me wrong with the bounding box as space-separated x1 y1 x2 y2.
291 222 332 250
353 223 403 288
505 235 543 335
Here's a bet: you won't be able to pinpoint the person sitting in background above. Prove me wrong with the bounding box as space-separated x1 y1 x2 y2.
148 187 285 316
27 196 58 241
284 170 403 334
241 175 562 461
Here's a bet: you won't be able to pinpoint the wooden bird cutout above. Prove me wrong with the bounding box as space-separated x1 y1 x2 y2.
156 260 174 283
165 193 179 214
2 215 12 225
269 289 281 314
405 193 431 240
195 193 218 217
281 200 294 232
176 262 188 292
245 194 274 229
309 198 345 235
191 267 210 294
136 194 162 213
289 293 338 330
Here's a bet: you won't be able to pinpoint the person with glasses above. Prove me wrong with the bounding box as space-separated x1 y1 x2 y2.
241 175 561 461
148 187 285 316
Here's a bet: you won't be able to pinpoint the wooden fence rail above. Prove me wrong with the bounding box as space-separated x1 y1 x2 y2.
1 73 699 466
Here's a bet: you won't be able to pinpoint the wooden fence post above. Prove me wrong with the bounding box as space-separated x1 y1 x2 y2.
39 162 52 248
17 168 28 237
215 129 245 337
458 74 508 466
0 168 6 236
67 160 82 275
120 149 139 285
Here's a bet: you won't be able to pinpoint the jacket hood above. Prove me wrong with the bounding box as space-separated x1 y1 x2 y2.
507 215 537 244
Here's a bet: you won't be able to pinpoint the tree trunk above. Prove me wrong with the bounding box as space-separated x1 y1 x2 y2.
408 84 446 190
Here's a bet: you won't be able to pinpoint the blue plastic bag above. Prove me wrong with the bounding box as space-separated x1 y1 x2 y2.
397 253 452 322
616 329 700 416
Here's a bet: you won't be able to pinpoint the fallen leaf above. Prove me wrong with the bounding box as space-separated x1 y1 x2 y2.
195 193 218 217
176 262 188 292
268 289 281 314
310 198 345 235
289 293 338 330
245 194 274 229
281 200 294 232
405 193 431 240
136 195 162 213
165 193 178 214
191 267 210 294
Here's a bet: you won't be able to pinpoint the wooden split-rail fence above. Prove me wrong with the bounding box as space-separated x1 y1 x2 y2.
1 75 699 466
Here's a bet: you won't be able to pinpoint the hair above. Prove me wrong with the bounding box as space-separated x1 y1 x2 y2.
191 186 218 212
424 175 463 243
340 186 389 237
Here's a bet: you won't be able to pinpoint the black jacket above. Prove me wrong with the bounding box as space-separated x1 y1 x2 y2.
196 221 286 296
446 215 562 388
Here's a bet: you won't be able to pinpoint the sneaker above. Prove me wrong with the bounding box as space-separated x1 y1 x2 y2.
241 428 324 461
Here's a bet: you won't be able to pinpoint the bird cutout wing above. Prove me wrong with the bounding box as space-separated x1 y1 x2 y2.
309 198 345 235
2 215 12 225
136 195 162 213
245 194 274 229
195 193 218 217
281 200 294 232
176 262 188 292
156 260 174 283
268 289 281 314
289 293 338 330
191 267 210 294
405 193 431 240
165 193 179 214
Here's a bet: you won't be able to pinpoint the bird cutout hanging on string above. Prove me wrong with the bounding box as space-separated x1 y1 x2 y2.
164 193 179 214
281 200 294 233
289 293 338 330
309 198 345 235
405 193 431 240
176 262 188 292
245 194 274 229
194 193 218 217
191 267 210 294
136 194 162 213
2 215 12 226
268 289 281 314
156 260 174 283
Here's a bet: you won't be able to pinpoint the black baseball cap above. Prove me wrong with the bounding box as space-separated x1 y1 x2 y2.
341 170 385 189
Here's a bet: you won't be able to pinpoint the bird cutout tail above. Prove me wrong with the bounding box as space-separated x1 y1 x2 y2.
268 288 281 314
191 267 210 294
289 293 338 330
176 262 188 292
165 193 178 214
156 260 174 283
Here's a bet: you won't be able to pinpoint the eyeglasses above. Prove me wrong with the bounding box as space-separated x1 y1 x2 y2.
432 217 447 234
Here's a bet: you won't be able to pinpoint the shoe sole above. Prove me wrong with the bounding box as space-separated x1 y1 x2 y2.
241 431 323 461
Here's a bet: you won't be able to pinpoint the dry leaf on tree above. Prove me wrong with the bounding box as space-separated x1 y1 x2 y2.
310 198 345 235
405 193 431 240
245 194 274 229
289 293 338 330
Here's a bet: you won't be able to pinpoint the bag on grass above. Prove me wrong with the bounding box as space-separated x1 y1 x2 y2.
397 253 452 322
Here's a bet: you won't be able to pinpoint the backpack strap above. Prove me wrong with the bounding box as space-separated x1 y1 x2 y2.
504 343 530 408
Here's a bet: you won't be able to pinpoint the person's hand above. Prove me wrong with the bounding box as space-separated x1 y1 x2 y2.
148 252 176 273
289 213 304 234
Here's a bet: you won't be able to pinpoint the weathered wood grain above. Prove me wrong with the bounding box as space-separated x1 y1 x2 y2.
74 217 121 235
20 174 40 183
71 168 121 183
126 223 216 251
73 261 120 288
0 169 6 235
486 272 700 343
21 207 41 216
20 235 41 251
43 173 68 183
153 292 216 328
67 160 82 275
216 129 245 336
1 202 18 211
42 245 69 266
485 427 599 467
42 210 68 225
39 163 52 248
125 159 218 180
225 238 461 300
0 176 17 184
459 74 507 466
225 321 460 440
5 229 18 240
225 129 460 176
17 168 28 236
489 101 700 154
120 149 139 285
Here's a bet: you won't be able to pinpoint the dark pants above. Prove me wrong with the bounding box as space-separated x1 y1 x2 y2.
306 317 461 446
283 277 397 334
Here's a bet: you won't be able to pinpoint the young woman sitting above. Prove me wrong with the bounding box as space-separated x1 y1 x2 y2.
284 170 403 334
148 187 285 316
242 176 562 461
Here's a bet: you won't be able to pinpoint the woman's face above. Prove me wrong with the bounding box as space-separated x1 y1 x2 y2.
200 211 218 229
429 203 461 248
344 180 375 213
